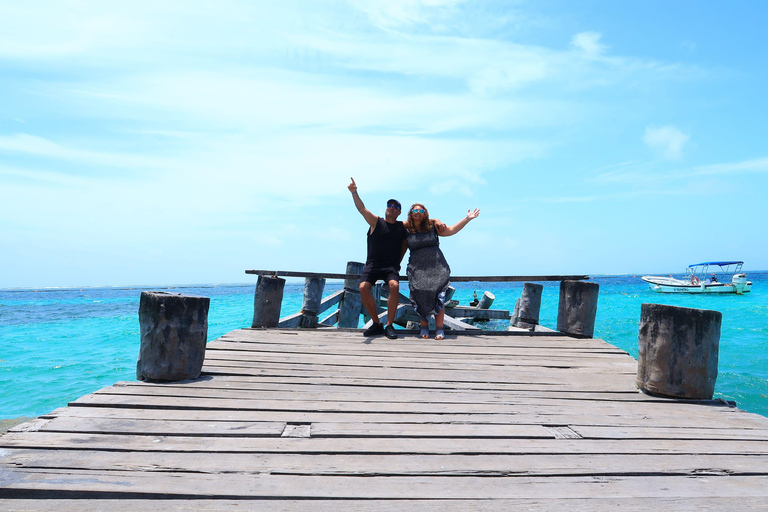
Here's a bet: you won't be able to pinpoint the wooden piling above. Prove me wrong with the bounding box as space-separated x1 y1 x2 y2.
299 277 326 328
136 291 209 382
557 280 599 338
252 275 285 328
338 261 365 328
637 303 722 400
477 291 495 310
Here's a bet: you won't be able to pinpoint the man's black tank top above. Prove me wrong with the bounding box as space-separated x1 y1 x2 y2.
366 218 407 269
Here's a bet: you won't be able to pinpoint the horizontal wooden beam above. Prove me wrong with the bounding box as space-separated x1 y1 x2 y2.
246 270 589 282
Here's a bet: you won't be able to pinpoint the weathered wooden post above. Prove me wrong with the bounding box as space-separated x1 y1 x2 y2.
338 261 364 328
636 303 721 400
252 275 285 328
557 280 599 338
136 291 209 382
477 291 495 310
511 282 543 329
299 277 326 328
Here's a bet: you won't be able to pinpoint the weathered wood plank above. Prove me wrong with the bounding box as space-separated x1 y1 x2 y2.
6 449 768 477
2 498 767 512
4 470 768 499
4 498 768 512
45 405 768 430
6 432 768 455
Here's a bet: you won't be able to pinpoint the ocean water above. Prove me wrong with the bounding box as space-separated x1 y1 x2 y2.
2 273 767 420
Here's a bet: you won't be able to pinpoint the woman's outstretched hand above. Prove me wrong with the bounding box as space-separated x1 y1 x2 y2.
467 208 480 220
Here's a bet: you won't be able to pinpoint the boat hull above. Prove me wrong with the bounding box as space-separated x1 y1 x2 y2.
642 276 752 294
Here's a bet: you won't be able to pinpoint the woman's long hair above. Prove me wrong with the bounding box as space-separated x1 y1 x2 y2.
406 203 433 233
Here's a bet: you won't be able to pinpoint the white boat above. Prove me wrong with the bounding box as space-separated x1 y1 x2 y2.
642 261 753 294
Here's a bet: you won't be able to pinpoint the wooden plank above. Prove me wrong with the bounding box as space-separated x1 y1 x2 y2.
444 306 511 319
317 289 344 315
46 404 768 430
6 449 768 477
443 313 481 330
32 417 554 438
31 417 286 437
4 470 768 499
7 432 768 455
2 498 767 512
92 384 651 404
318 309 339 326
276 312 301 328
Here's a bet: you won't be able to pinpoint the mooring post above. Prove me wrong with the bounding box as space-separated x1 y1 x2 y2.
511 282 543 329
252 275 286 328
299 277 326 328
477 291 495 309
338 261 364 328
556 280 599 338
136 291 209 382
636 303 722 400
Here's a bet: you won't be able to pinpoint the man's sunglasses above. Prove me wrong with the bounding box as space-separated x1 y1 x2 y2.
411 209 426 214
386 203 401 209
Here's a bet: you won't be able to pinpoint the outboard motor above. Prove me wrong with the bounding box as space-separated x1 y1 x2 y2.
732 273 749 294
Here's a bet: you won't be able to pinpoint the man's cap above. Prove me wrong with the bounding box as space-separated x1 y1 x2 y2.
387 199 402 210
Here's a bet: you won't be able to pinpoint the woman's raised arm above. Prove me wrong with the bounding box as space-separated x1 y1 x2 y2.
437 208 480 236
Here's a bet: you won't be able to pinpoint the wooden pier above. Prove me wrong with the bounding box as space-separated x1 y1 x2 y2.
3 327 768 510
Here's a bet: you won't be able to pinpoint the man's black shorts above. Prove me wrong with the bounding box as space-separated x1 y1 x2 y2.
360 264 400 285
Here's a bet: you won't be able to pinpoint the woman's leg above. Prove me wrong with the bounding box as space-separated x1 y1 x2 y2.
419 317 429 339
435 309 445 340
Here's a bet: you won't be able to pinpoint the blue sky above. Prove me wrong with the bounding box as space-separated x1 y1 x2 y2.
2 0 767 288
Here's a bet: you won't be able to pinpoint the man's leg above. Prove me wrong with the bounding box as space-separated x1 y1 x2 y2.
384 279 401 339
359 281 381 324
386 279 400 326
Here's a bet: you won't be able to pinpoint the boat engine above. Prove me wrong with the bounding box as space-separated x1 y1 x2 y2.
732 273 749 294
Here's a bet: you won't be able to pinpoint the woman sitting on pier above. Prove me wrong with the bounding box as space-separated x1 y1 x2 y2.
404 204 480 339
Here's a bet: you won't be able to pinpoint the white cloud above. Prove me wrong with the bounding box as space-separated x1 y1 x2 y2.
643 125 690 160
350 0 466 30
0 134 165 172
570 32 606 58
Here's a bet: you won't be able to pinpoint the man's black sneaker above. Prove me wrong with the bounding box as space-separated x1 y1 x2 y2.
385 324 398 339
363 322 385 337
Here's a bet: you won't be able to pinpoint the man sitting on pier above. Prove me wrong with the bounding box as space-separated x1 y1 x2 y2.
348 177 407 338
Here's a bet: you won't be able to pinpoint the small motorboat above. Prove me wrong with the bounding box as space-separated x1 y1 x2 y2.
642 261 753 294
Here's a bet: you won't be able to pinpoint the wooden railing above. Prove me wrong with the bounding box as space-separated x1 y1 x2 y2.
246 263 597 336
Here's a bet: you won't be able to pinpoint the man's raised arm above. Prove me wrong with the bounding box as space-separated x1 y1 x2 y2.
348 177 378 229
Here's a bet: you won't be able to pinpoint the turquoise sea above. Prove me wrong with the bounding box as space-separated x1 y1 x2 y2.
2 273 768 420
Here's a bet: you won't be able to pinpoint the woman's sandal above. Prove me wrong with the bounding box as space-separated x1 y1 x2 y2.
420 327 429 339
435 329 444 340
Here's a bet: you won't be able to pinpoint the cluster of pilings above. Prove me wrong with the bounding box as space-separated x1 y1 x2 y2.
250 261 602 338
134 269 725 402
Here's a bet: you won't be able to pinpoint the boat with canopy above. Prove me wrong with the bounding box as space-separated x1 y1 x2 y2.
642 261 753 294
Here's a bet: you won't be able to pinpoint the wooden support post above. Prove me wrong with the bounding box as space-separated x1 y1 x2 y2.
338 261 364 328
299 277 326 328
477 291 495 309
637 303 721 400
556 280 599 338
137 292 209 382
511 282 543 330
252 275 285 328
